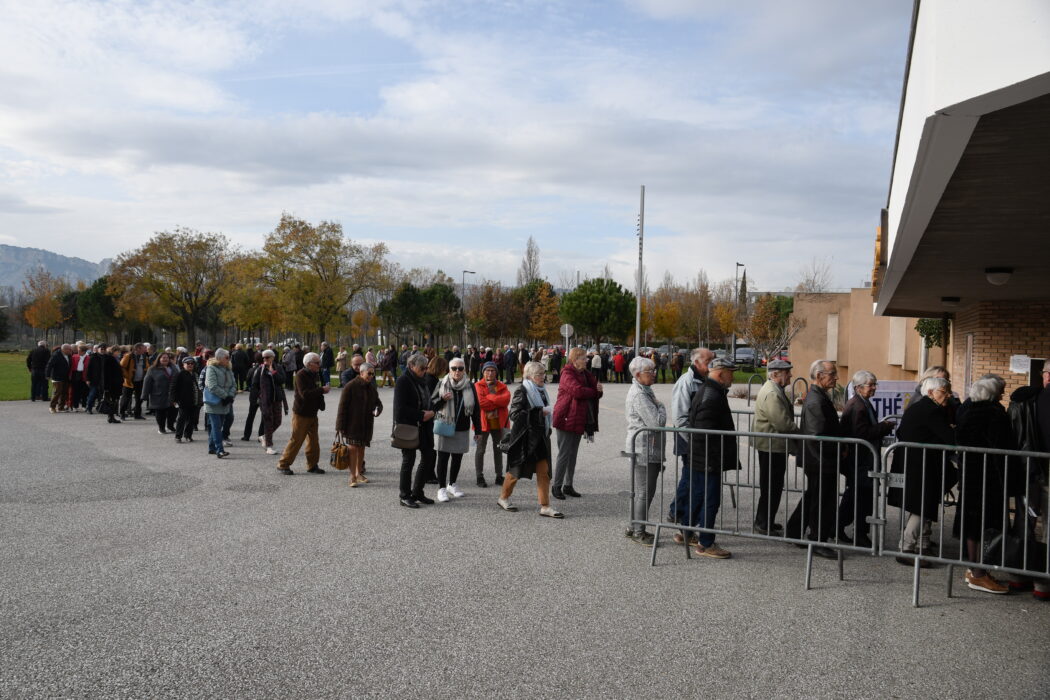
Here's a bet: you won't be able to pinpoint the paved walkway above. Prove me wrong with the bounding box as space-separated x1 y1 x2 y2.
2 382 1048 698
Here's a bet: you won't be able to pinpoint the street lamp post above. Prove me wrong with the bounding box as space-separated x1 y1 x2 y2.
731 262 744 362
461 269 475 350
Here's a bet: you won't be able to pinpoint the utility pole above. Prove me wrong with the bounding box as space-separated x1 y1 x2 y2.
635 185 645 356
731 262 744 360
461 270 475 350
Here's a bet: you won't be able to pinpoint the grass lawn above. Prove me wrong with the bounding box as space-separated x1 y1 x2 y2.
0 352 30 401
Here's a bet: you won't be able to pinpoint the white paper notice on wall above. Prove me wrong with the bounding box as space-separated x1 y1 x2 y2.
1010 355 1031 373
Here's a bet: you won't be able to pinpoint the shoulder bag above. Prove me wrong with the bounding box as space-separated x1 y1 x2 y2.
433 393 462 437
391 423 420 450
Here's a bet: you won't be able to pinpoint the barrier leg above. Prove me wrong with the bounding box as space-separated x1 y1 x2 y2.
837 550 844 581
804 544 814 590
912 558 922 608
945 564 953 599
729 484 737 509
650 524 662 567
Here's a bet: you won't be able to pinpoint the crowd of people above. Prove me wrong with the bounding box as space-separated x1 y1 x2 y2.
25 338 1049 599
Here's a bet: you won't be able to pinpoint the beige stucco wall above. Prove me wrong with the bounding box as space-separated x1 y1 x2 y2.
789 289 926 384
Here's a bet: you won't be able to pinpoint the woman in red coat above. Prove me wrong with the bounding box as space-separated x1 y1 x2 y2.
551 347 603 499
474 361 511 487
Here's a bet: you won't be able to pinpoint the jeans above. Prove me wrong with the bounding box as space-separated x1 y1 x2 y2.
630 461 663 534
400 448 436 499
756 451 787 528
208 412 225 453
552 430 582 489
319 368 331 386
475 429 504 479
678 468 722 547
85 384 99 412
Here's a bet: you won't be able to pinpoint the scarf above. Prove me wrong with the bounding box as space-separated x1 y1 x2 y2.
523 378 551 432
434 371 474 422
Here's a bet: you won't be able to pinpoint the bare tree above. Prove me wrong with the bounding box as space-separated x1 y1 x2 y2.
554 269 578 291
516 236 541 287
795 256 833 294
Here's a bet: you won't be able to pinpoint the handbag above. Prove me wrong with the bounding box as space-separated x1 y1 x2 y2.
433 392 462 438
330 436 352 470
203 387 222 406
391 423 420 450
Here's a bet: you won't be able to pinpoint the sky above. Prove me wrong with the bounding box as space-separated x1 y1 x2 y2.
0 0 914 293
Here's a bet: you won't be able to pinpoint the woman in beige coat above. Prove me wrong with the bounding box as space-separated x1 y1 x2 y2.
749 360 798 535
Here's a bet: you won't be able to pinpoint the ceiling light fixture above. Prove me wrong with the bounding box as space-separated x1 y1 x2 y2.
984 267 1013 286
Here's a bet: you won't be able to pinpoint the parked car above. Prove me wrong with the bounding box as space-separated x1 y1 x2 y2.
734 346 756 369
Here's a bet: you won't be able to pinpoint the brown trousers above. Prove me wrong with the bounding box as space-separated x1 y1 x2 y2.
50 381 68 411
500 459 551 507
278 414 319 470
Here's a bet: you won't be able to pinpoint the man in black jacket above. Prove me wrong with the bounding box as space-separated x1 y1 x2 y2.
26 340 51 401
45 344 73 413
319 341 334 386
677 357 738 559
231 344 251 390
504 346 517 384
240 361 267 442
393 353 437 508
786 359 843 559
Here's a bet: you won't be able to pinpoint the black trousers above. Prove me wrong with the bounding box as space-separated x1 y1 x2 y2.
436 451 464 488
242 401 263 440
786 464 839 542
119 382 144 418
155 407 176 432
176 405 199 439
400 448 435 499
234 368 248 391
756 451 787 527
838 460 874 537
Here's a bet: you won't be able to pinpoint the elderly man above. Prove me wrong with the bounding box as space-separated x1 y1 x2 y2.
668 347 716 523
45 343 73 413
504 345 517 384
277 351 330 475
839 370 895 548
786 359 843 559
340 353 365 387
27 340 51 401
319 341 334 386
675 357 738 559
750 359 799 535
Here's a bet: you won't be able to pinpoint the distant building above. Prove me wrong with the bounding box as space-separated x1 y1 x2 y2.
872 0 1050 398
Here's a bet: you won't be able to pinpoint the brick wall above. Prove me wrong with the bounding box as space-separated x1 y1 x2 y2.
951 301 1050 400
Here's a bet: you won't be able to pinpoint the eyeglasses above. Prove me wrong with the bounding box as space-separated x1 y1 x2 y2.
450 367 465 372
639 369 656 375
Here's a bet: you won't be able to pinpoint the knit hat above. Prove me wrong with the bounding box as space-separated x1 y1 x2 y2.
482 361 498 372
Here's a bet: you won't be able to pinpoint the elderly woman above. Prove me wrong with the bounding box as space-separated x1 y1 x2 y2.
141 352 178 434
838 370 896 548
257 349 289 455
498 361 562 518
624 355 666 545
204 349 237 458
99 344 125 424
890 375 957 564
336 362 383 487
170 355 202 442
431 357 482 502
750 360 799 536
955 376 1014 594
335 346 348 376
551 346 603 499
474 361 511 488
393 353 438 508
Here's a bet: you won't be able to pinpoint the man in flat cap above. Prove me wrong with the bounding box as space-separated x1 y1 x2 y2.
749 359 799 536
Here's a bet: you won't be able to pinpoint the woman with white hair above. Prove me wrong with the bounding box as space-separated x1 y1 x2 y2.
336 362 383 486
431 356 482 502
623 355 666 545
889 375 957 564
258 349 289 455
954 376 1015 594
204 348 237 458
498 361 562 518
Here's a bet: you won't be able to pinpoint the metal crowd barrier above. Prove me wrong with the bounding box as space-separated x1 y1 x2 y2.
628 426 880 589
881 441 1050 606
627 427 1050 607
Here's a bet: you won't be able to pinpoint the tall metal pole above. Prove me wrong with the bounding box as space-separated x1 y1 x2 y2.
732 262 743 360
461 270 475 350
635 185 645 356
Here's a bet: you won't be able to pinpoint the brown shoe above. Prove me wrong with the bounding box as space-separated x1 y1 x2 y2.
349 478 360 488
965 570 1008 595
673 532 699 546
696 544 731 559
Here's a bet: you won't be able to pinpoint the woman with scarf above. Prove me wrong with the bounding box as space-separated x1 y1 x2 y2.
393 353 438 508
141 351 178 434
431 357 482 502
497 361 563 518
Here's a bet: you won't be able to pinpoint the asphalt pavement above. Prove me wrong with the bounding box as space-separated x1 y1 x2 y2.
2 380 1048 698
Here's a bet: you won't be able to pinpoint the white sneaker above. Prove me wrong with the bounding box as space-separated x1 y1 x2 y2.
258 436 264 444
265 447 277 455
497 498 518 512
448 483 464 498
223 440 233 447
539 506 564 519
437 488 450 503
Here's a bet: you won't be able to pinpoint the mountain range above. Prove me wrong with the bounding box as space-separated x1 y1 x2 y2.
0 244 111 290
